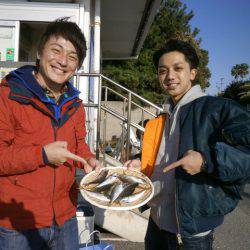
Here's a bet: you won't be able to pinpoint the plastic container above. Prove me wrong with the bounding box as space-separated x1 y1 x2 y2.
77 204 95 244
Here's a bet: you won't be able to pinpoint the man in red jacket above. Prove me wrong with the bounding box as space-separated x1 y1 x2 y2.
0 18 101 250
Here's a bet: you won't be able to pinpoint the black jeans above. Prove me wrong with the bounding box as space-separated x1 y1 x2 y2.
145 217 214 250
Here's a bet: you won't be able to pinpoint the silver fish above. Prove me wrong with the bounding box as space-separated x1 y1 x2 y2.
84 169 109 185
95 174 119 189
117 182 139 200
84 189 110 203
109 183 124 203
94 183 114 192
120 190 146 203
118 174 146 185
110 182 138 203
103 182 117 197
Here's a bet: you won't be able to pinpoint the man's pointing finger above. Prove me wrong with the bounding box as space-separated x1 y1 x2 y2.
163 160 182 173
66 151 88 165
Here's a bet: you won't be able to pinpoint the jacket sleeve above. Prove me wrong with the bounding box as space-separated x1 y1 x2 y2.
211 142 250 183
204 100 250 184
73 104 95 169
0 87 44 176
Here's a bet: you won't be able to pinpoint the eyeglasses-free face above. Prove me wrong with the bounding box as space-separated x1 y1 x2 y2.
158 51 197 104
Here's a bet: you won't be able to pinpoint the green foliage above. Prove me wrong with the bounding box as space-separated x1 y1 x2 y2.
226 64 250 106
221 80 250 105
231 63 249 80
102 0 211 104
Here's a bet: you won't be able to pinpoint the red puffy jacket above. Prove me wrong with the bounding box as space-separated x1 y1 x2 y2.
0 66 94 230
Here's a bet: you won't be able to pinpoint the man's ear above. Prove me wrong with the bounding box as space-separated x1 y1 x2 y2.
36 52 41 67
190 68 197 81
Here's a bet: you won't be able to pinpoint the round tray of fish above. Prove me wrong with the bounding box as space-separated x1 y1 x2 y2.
79 166 154 210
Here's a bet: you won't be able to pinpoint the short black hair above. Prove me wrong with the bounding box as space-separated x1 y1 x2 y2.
153 39 199 69
37 17 87 69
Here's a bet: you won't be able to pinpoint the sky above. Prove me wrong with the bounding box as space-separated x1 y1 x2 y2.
181 0 250 95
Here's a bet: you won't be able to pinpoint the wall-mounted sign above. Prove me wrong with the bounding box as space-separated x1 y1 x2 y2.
6 48 14 61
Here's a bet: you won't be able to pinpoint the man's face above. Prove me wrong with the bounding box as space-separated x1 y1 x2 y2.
37 36 79 88
158 51 197 103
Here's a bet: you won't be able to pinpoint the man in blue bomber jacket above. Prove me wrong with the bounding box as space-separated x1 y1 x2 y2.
126 39 250 250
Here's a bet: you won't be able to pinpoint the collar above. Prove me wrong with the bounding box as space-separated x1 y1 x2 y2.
42 84 68 103
163 85 206 115
9 65 80 103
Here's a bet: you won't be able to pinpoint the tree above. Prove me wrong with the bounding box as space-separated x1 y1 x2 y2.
221 80 250 106
222 81 245 104
231 63 249 80
102 0 211 104
239 81 250 109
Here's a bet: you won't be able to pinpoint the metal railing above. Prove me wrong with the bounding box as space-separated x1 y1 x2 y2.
74 72 163 162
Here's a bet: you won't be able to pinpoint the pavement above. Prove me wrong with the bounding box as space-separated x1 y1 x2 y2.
213 184 250 250
97 184 250 250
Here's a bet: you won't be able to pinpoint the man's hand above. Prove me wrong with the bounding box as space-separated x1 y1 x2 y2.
123 159 141 172
85 157 102 174
44 141 74 165
163 150 204 175
43 141 92 172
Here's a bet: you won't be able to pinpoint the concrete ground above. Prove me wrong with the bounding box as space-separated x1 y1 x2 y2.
213 183 250 250
97 184 250 250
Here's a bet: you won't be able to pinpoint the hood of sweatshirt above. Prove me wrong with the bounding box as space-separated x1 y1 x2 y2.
6 65 80 104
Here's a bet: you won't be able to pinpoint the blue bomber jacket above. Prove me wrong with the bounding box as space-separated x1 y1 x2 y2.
176 96 250 236
142 95 250 237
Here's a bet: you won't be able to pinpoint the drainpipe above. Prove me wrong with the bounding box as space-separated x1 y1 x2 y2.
91 0 101 155
77 0 94 149
78 0 90 103
93 0 101 79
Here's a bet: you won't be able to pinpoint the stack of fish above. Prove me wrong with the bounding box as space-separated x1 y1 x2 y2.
80 169 151 206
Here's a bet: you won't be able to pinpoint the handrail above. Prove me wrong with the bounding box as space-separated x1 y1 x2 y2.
75 72 163 112
101 74 163 112
101 106 145 131
74 72 163 161
102 86 158 118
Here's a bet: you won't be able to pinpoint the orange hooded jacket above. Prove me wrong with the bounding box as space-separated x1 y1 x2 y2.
141 114 166 177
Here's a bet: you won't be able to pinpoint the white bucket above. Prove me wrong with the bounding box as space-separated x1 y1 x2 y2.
77 204 95 244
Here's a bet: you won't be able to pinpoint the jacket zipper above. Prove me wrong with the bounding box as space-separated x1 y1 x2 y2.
175 179 183 245
168 112 183 245
52 123 58 218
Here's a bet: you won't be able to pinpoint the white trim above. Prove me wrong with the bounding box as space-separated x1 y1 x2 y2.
81 0 91 73
0 1 79 22
91 0 101 151
93 0 100 102
93 0 100 76
77 0 90 103
0 20 17 26
14 21 19 61
0 20 19 62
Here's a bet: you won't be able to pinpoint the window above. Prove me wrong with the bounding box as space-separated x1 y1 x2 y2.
19 21 49 62
0 26 16 62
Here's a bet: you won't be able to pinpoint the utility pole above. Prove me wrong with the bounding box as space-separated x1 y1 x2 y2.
220 78 224 93
216 77 225 95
